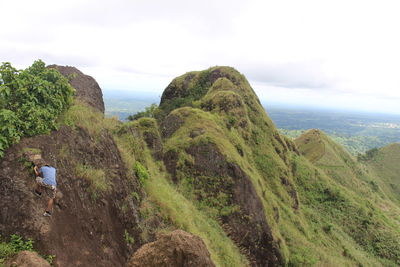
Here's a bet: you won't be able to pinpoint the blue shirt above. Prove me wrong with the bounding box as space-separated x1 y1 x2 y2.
40 166 57 187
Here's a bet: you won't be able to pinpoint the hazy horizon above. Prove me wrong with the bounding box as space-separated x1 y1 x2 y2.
103 88 400 117
3 1 400 115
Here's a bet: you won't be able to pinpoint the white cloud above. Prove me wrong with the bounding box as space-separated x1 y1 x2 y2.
1 0 400 113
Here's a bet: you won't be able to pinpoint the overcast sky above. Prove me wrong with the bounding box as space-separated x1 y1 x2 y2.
2 0 400 114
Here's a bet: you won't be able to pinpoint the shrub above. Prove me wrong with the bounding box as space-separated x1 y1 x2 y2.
323 223 334 233
124 230 135 244
0 234 33 263
357 147 379 161
288 247 318 266
0 60 74 157
127 104 159 121
133 161 149 184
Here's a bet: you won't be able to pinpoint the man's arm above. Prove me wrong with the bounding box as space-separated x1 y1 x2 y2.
33 166 40 177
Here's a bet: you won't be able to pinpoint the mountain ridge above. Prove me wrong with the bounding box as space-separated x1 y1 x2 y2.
1 63 399 266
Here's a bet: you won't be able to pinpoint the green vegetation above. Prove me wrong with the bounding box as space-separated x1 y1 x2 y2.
357 147 379 161
59 99 120 137
0 234 33 264
127 103 158 121
279 128 390 155
294 130 400 265
44 254 56 265
0 60 74 157
118 66 399 266
104 97 155 120
114 121 249 266
75 163 110 199
0 234 55 266
143 160 249 266
156 68 217 118
124 230 135 244
133 161 149 184
365 144 400 205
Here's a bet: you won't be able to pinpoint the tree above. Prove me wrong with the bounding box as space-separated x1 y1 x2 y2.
0 60 75 157
127 103 159 121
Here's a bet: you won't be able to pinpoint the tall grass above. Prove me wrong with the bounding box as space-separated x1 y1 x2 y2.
75 164 110 199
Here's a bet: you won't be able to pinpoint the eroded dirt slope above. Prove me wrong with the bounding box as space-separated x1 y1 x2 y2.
0 125 142 266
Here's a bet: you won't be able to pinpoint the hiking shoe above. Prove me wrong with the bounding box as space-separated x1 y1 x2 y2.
43 211 52 217
34 190 42 197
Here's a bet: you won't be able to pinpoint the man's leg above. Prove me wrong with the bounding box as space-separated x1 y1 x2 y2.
46 197 54 213
44 187 56 216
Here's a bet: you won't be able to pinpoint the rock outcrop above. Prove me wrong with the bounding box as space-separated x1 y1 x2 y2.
5 251 50 267
127 230 215 267
48 65 105 113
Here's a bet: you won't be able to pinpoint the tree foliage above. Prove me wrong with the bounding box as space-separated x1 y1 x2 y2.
127 103 158 121
357 147 379 162
0 60 75 157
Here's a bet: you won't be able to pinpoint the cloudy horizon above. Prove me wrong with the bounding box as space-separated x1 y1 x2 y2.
2 0 400 114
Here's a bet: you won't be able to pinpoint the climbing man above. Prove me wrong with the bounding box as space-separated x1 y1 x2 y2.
33 160 57 217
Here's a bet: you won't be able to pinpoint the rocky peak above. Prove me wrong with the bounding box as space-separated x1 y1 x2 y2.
48 65 105 113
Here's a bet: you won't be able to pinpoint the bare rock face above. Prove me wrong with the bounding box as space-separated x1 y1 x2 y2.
127 230 215 267
48 65 105 113
6 251 50 267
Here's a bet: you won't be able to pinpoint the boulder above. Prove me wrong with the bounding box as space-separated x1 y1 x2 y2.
127 230 215 267
48 65 105 113
6 251 50 267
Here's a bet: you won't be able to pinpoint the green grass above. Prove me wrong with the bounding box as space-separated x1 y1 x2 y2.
75 163 110 199
58 99 120 137
366 143 400 205
114 127 248 266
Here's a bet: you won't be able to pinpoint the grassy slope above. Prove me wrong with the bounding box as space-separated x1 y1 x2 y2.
156 67 400 266
61 101 249 266
295 129 400 266
115 118 249 266
60 68 400 267
366 143 400 205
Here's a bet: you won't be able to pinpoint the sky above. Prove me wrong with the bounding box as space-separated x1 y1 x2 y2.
1 0 400 114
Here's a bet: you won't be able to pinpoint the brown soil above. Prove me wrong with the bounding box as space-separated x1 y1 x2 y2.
5 251 50 267
0 125 142 267
127 230 215 267
48 65 105 113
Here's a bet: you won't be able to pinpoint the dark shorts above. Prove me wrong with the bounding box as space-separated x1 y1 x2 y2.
36 177 57 199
